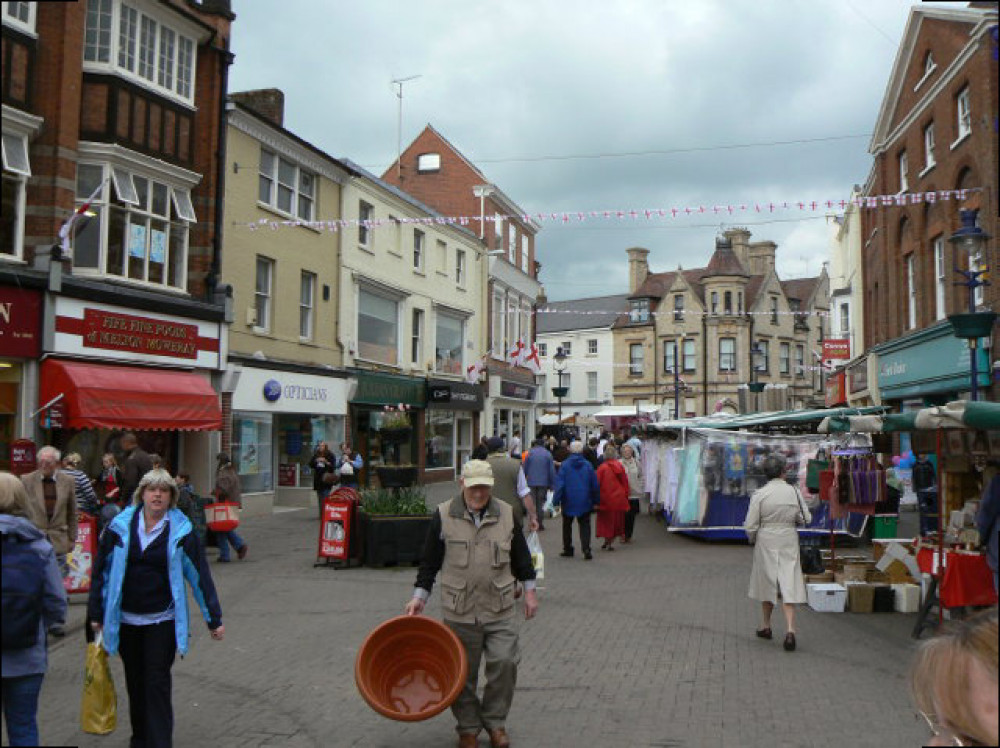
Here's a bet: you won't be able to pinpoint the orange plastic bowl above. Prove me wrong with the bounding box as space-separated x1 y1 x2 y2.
355 615 468 721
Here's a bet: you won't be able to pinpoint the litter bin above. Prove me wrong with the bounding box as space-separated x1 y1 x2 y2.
917 487 938 536
317 487 361 567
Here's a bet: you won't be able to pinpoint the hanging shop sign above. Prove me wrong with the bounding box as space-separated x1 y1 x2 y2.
0 286 42 358
500 380 536 401
847 356 869 393
825 370 847 407
427 379 484 411
822 339 851 360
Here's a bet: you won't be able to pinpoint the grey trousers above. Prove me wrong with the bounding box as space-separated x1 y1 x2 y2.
445 616 521 734
530 486 548 526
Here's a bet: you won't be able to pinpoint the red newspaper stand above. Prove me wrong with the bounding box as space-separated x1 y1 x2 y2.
65 514 98 594
316 487 361 568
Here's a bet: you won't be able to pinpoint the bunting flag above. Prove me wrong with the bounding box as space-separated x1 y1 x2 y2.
237 188 979 233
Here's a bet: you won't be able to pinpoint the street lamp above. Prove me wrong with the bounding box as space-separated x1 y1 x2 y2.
748 343 766 412
552 346 568 440
947 209 994 402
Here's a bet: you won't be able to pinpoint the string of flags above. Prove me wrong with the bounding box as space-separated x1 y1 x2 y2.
237 188 980 233
533 308 834 318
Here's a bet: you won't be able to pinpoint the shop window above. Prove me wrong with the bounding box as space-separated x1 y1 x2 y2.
72 161 194 291
358 287 399 365
455 416 473 468
435 311 464 374
277 414 344 489
426 411 455 469
232 412 273 494
83 0 196 104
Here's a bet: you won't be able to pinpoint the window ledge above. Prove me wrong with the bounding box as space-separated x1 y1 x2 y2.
387 249 403 258
950 131 971 151
435 270 449 278
918 162 936 179
251 326 271 336
72 270 191 296
0 256 27 265
413 269 426 277
352 356 402 370
255 202 320 232
357 244 375 256
456 285 467 293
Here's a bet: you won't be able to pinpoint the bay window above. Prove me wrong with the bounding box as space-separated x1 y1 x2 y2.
1 128 33 259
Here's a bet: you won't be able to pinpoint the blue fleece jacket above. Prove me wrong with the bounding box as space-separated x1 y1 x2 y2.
87 506 221 656
522 446 557 488
552 453 600 517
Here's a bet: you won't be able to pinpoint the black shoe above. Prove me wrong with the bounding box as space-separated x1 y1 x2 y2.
48 625 66 638
784 633 796 652
756 628 773 640
559 550 574 557
583 551 593 560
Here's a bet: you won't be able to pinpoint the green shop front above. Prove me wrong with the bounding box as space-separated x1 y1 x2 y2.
350 371 426 487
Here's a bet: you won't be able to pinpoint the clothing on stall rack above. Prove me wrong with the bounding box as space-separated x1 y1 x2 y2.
820 453 886 518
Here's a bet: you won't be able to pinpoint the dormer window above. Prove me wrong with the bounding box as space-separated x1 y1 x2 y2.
417 153 440 172
629 298 650 323
673 294 684 321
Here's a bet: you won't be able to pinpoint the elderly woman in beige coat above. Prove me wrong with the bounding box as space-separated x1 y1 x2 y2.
744 453 811 652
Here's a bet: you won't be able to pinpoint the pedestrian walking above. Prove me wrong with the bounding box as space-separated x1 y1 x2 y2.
620 443 644 543
1 473 68 747
552 438 570 469
119 432 153 505
20 446 77 586
96 452 124 529
175 473 208 546
553 441 600 560
625 430 643 459
336 442 364 489
88 469 224 748
485 437 539 532
404 459 538 748
910 607 997 747
595 445 629 551
61 452 100 518
213 453 247 562
583 437 601 469
976 474 1000 593
310 442 338 520
522 439 557 531
508 429 521 459
743 453 811 652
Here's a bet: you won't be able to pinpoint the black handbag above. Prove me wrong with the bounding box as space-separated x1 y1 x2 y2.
794 488 824 575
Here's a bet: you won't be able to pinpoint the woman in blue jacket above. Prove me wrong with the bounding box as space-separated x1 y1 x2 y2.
88 469 223 748
553 441 600 560
1 473 68 747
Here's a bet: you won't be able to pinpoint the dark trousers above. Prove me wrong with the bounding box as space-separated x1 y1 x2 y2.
562 512 592 555
530 486 548 528
119 621 177 748
624 499 640 539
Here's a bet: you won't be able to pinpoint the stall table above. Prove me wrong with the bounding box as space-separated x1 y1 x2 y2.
912 545 997 639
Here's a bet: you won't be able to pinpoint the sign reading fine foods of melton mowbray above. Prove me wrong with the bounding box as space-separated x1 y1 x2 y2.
82 308 199 359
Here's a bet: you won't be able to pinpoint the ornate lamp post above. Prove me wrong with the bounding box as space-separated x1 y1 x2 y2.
747 342 766 412
947 209 994 402
552 346 568 440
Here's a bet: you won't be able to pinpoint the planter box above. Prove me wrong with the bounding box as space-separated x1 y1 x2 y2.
379 428 413 445
359 512 432 567
376 466 419 488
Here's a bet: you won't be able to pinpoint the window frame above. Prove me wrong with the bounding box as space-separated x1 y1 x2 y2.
719 337 736 372
358 201 373 249
587 371 598 401
412 229 425 272
956 86 972 141
411 307 424 366
673 294 684 321
779 342 791 375
492 290 506 359
417 153 440 172
934 236 946 320
923 122 936 171
508 224 517 265
455 249 466 287
560 341 572 357
436 238 448 275
629 298 650 323
756 340 770 373
682 339 696 373
795 345 805 379
299 270 315 341
839 304 850 335
770 296 779 325
254 255 274 333
898 150 908 193
587 338 598 355
82 0 198 106
629 342 644 376
434 309 466 375
356 285 402 366
538 342 547 358
664 339 677 374
2 1 36 35
906 253 917 329
258 148 314 221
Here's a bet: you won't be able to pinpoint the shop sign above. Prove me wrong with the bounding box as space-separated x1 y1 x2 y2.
847 357 868 393
230 367 348 415
352 371 426 408
278 463 298 486
427 379 483 411
10 439 36 476
825 370 847 407
822 339 851 360
500 380 536 401
0 286 42 358
40 401 64 429
876 328 990 399
262 379 328 403
81 308 199 359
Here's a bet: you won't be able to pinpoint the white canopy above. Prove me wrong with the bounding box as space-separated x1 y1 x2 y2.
592 405 660 418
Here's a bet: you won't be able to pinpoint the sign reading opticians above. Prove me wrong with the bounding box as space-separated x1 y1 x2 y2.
262 378 329 403
80 308 200 359
230 366 348 415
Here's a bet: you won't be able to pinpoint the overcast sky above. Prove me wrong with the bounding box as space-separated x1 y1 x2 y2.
229 0 957 302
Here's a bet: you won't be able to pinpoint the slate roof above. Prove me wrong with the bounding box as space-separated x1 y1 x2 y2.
780 277 820 304
537 294 630 333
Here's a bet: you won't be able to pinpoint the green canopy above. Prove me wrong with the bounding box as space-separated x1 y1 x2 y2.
818 401 1000 433
647 405 887 433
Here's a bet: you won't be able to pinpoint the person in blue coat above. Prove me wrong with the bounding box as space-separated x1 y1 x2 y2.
552 441 600 560
1 473 68 747
88 469 223 748
523 439 558 531
977 474 1000 593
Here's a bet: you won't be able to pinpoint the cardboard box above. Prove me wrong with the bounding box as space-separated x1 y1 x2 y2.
846 582 874 613
834 571 847 586
843 562 873 582
804 572 834 584
893 583 921 613
807 583 847 613
872 584 895 613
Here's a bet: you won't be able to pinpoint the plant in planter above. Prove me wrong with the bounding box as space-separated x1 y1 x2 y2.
376 464 420 489
357 487 432 567
378 404 413 443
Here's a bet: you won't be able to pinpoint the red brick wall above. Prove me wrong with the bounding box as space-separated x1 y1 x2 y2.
863 21 998 357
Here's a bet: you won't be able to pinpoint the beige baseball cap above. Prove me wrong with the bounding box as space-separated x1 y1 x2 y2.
461 459 494 487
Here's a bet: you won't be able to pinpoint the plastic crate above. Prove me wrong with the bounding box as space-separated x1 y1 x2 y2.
893 583 921 613
807 583 847 613
872 516 899 539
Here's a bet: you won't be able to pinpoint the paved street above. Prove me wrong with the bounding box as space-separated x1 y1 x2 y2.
29 490 931 748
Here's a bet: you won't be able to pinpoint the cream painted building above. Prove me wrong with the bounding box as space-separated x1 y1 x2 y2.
221 91 357 513
613 230 830 416
338 160 488 484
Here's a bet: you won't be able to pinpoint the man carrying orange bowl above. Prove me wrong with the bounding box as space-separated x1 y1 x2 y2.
405 459 538 748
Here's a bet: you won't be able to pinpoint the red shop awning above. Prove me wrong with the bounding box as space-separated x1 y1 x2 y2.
40 359 222 431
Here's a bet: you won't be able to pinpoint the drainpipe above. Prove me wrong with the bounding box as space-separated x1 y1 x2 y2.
209 35 233 304
702 311 708 415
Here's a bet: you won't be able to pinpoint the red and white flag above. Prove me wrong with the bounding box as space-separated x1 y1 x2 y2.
465 356 487 385
523 342 542 374
508 339 526 367
58 180 106 256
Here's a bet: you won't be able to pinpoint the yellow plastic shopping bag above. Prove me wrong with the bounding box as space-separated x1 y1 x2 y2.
80 631 116 734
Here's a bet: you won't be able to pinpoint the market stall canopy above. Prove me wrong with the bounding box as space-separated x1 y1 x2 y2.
818 401 1000 433
592 405 660 418
647 405 887 433
562 414 602 428
40 359 222 431
537 413 559 426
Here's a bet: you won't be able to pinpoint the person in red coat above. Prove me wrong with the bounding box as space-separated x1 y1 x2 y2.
595 446 630 550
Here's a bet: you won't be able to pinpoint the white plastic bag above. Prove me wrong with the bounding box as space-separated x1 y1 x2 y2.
526 531 544 580
543 490 558 518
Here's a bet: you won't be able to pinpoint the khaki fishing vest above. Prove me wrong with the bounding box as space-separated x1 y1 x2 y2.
486 454 524 524
438 497 518 624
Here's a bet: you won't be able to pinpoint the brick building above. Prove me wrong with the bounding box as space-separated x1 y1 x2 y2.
862 3 998 407
612 230 829 416
1 0 234 490
382 125 543 445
